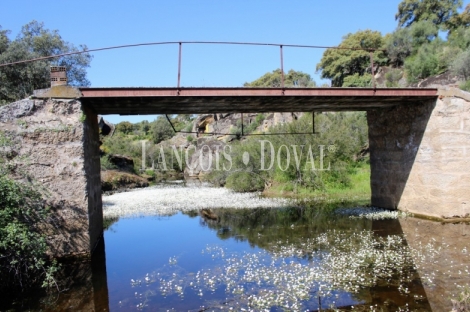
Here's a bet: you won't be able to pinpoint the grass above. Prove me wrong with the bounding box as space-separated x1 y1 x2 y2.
263 162 371 206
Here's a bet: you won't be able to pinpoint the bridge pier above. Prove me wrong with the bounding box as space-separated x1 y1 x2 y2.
0 94 103 257
368 88 470 219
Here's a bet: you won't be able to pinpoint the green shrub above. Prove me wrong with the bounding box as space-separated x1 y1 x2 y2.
225 171 265 192
205 112 368 194
0 175 58 290
100 155 117 170
385 69 403 87
342 73 372 87
145 169 155 177
404 43 441 83
460 80 470 92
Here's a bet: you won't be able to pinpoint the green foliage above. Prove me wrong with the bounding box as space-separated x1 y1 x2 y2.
101 133 143 171
244 69 316 87
448 25 470 49
100 155 117 170
409 20 439 49
404 42 442 83
0 21 92 105
342 73 372 87
139 120 151 135
437 45 463 71
205 112 368 193
459 80 470 91
0 173 58 290
448 3 470 29
242 113 266 135
386 20 438 68
385 28 414 67
225 171 265 192
451 284 470 312
151 116 175 144
115 121 134 134
316 30 388 87
451 50 470 80
79 112 86 123
385 69 404 87
395 0 462 30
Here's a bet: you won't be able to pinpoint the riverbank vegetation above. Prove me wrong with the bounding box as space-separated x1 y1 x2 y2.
203 112 369 199
0 132 59 296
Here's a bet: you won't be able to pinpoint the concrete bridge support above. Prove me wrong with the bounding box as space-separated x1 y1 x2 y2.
0 94 102 257
368 88 470 219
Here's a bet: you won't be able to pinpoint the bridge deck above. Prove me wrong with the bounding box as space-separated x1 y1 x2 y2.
79 87 438 115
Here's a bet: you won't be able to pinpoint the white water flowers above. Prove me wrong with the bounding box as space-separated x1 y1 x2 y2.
125 230 420 311
103 183 289 218
336 206 408 220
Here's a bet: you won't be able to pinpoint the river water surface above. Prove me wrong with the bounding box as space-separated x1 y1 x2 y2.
8 182 470 311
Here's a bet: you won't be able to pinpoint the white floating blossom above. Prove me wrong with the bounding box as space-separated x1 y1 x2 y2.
103 183 289 218
336 207 408 220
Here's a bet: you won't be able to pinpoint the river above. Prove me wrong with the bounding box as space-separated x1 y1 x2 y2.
4 182 469 311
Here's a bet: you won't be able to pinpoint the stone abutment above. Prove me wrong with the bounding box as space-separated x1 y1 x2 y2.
368 88 470 219
0 96 102 257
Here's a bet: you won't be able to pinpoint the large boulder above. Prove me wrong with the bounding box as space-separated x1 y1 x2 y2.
184 138 227 178
107 154 135 173
101 170 149 193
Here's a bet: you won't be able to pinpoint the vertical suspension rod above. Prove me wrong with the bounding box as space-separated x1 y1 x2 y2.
177 42 182 89
280 45 285 89
312 112 315 134
370 50 375 88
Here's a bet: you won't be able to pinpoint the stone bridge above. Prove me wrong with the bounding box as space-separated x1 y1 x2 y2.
1 85 469 257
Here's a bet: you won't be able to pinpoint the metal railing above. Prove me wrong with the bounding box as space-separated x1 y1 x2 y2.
0 40 383 88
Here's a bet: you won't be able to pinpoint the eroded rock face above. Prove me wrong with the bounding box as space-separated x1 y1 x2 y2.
192 113 302 139
184 138 227 178
0 98 102 257
107 154 134 173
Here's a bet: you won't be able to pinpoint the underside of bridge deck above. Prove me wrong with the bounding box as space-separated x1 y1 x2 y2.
76 87 438 115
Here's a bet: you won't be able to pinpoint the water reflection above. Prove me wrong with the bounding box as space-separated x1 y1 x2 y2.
399 218 470 311
11 206 469 311
1 239 109 311
100 207 437 311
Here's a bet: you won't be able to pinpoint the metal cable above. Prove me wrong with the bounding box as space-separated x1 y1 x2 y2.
0 40 386 68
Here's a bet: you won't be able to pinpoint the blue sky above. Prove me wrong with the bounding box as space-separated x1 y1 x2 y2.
2 0 469 123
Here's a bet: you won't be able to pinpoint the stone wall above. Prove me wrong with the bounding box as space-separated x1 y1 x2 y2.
0 97 102 257
368 88 470 219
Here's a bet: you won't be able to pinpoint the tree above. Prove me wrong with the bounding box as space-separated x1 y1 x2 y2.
244 69 316 87
451 50 470 80
386 20 438 67
151 116 174 144
139 120 151 135
396 0 462 29
115 121 134 134
448 25 470 49
404 41 442 83
0 21 92 105
447 3 470 30
316 30 388 87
